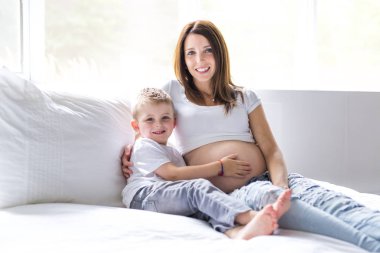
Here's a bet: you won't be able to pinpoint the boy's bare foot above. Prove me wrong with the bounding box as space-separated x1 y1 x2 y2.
272 189 291 219
225 205 278 240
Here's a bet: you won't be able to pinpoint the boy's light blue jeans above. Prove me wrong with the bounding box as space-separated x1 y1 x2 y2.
129 178 251 233
230 172 380 252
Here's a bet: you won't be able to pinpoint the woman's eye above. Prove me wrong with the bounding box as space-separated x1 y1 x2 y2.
186 50 195 56
205 47 213 53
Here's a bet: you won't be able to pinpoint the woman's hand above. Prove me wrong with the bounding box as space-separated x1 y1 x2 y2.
220 154 252 178
121 144 134 179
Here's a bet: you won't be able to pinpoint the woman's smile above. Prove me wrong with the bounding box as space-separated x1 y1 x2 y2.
196 66 211 73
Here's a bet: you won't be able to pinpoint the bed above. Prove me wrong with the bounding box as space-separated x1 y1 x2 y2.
1 66 379 253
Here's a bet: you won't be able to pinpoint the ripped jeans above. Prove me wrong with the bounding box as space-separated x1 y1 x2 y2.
230 172 380 252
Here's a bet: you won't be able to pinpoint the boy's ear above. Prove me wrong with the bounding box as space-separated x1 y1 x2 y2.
131 120 139 132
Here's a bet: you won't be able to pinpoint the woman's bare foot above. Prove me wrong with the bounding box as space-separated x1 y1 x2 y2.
272 189 291 219
225 205 278 240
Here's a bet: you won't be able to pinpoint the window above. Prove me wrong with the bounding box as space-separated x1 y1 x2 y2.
3 0 380 97
316 0 380 91
0 0 21 72
32 0 180 98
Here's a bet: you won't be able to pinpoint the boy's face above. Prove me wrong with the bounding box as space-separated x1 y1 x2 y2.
132 102 175 145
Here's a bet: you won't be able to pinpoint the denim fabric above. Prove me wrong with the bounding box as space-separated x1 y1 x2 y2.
230 172 380 252
129 178 250 233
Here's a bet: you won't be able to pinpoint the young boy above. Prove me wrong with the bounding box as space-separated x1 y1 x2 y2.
122 88 291 239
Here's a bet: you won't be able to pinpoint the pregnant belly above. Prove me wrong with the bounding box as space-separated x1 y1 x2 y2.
184 140 267 193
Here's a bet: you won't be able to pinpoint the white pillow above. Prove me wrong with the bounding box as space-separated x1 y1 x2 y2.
0 67 134 208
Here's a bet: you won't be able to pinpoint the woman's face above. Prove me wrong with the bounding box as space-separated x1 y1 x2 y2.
184 33 216 90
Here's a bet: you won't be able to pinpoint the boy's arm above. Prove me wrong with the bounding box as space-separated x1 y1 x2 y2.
155 154 251 181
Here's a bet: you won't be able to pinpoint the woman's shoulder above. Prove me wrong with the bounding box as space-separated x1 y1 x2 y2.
162 79 181 92
162 79 184 99
234 85 260 101
234 85 261 112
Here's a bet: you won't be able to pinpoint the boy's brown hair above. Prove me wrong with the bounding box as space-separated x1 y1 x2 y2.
133 88 174 120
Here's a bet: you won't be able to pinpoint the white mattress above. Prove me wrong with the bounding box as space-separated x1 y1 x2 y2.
0 181 378 253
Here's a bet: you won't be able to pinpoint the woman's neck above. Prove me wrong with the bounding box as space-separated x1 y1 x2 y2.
200 91 214 101
194 82 214 102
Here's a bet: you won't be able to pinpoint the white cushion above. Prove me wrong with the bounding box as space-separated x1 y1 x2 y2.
0 67 134 208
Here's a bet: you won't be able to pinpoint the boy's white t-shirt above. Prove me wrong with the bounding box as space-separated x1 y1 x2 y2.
122 137 186 208
163 80 262 155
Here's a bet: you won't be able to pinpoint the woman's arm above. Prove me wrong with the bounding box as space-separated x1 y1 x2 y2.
155 154 252 181
248 105 289 188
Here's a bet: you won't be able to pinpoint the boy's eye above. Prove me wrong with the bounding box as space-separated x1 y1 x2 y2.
162 116 171 121
145 118 154 122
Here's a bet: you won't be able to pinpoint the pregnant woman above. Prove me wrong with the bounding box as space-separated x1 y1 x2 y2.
122 20 380 252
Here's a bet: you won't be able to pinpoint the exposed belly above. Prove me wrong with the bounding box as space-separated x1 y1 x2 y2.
184 140 267 193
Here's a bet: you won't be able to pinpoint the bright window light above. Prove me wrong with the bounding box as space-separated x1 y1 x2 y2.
0 0 21 72
2 0 380 98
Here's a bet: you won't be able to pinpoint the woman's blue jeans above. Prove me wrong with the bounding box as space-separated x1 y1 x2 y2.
230 173 380 252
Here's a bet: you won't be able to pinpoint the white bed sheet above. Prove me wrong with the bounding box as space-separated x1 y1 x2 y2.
1 181 379 253
0 203 369 253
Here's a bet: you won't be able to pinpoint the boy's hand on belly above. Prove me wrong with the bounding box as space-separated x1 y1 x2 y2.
220 154 252 178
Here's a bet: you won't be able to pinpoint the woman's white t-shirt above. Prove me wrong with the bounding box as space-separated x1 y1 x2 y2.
163 80 262 155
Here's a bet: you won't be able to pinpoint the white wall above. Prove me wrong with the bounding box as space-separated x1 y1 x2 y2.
256 90 380 194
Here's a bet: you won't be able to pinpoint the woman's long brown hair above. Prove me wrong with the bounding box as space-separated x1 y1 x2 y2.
173 20 243 114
